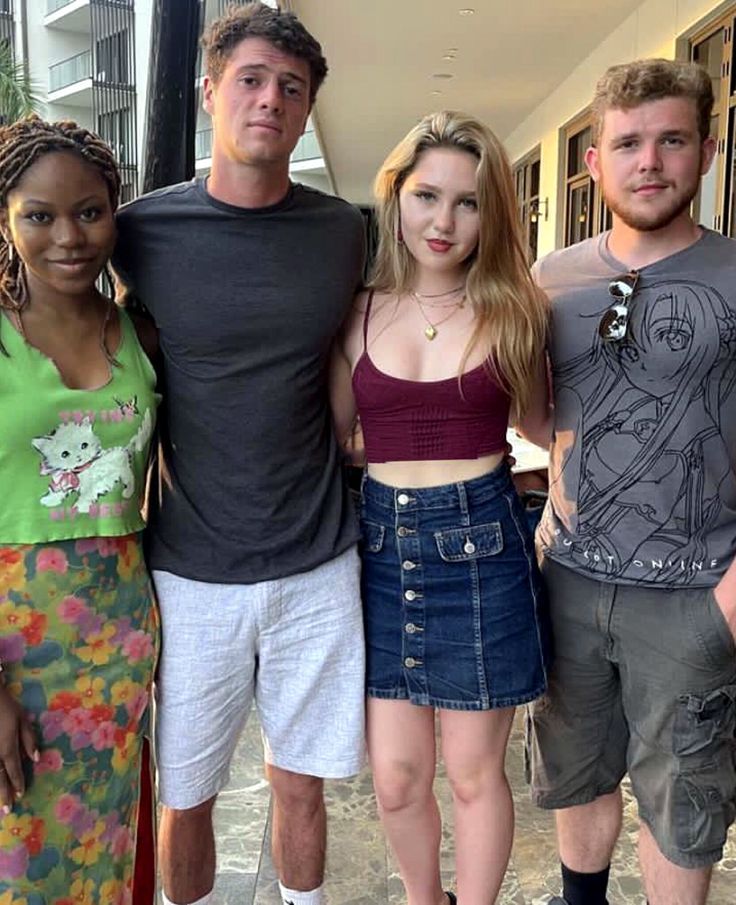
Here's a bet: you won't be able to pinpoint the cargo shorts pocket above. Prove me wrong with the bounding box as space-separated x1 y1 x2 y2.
672 683 736 855
434 523 503 562
360 521 386 554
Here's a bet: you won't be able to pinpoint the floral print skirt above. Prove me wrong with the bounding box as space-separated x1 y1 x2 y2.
0 534 159 904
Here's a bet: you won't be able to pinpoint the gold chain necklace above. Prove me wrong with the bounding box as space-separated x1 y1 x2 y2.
413 283 465 301
412 291 465 341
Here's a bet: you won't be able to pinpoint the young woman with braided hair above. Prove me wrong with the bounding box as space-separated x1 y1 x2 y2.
0 116 159 898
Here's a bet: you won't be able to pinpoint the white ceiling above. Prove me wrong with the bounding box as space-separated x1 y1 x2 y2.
287 0 645 204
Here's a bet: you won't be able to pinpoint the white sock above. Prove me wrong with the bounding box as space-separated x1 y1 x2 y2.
278 881 324 905
162 890 215 905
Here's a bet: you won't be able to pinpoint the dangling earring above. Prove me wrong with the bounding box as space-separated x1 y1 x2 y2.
397 224 403 244
7 242 14 266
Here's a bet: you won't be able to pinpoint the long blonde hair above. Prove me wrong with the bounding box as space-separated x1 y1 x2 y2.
371 110 548 419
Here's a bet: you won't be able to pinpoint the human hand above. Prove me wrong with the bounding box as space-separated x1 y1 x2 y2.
0 684 38 812
343 421 366 467
713 576 736 644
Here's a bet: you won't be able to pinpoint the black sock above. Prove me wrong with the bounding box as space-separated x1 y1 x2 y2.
560 862 610 905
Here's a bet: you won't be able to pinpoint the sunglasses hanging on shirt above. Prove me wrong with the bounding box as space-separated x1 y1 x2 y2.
598 270 640 343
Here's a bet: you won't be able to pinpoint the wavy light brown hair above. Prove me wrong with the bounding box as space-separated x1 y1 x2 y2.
371 110 548 419
591 59 714 145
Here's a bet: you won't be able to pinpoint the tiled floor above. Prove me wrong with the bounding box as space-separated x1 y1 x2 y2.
206 710 736 904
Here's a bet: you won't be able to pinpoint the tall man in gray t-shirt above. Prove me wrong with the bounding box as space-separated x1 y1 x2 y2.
114 6 365 905
525 59 736 905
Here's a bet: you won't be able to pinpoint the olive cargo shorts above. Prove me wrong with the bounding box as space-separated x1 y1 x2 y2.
527 557 736 868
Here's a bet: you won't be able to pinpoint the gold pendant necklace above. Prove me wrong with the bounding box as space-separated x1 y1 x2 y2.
412 291 465 341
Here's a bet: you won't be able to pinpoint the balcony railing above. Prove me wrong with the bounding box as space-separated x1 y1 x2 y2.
49 49 91 92
47 0 132 11
47 0 76 12
0 0 11 15
195 128 212 160
291 130 321 163
194 128 322 163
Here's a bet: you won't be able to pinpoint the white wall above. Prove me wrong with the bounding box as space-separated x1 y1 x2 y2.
505 0 729 256
27 7 90 115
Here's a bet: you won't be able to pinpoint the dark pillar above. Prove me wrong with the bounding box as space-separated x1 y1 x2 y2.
141 0 201 193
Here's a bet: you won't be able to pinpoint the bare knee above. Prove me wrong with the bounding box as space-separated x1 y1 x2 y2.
373 760 434 814
161 796 216 834
267 765 324 818
446 761 506 806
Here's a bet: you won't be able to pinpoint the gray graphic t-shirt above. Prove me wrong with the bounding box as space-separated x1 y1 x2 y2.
535 229 736 587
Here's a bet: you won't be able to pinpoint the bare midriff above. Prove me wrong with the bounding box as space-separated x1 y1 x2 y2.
367 450 505 489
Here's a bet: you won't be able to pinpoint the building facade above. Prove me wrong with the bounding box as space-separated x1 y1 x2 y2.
4 0 327 199
509 0 736 262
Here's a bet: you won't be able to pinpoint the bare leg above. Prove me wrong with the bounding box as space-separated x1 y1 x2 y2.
159 798 217 903
367 699 446 905
555 789 622 872
440 706 515 905
267 765 326 891
639 822 711 905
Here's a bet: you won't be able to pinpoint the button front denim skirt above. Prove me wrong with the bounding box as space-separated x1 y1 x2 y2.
360 464 550 710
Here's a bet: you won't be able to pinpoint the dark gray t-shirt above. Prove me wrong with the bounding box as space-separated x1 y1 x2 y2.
114 179 365 583
535 229 736 587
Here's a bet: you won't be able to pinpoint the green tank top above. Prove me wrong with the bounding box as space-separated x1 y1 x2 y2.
0 308 159 543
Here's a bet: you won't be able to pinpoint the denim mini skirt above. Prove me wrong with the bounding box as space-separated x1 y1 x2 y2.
360 464 550 710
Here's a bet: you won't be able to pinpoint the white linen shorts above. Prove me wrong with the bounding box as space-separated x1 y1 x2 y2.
152 546 366 809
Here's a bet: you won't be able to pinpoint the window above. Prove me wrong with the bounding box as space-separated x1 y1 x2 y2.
688 10 735 234
513 146 541 262
562 112 610 246
95 29 130 85
98 107 133 165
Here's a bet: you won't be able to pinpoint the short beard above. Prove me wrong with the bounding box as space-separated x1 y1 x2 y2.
601 180 699 232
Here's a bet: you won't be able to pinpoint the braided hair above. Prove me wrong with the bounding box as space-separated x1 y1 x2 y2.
0 115 121 317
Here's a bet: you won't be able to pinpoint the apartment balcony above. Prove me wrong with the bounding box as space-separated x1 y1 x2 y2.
290 130 324 171
45 0 92 34
194 128 325 176
195 127 213 164
48 49 92 107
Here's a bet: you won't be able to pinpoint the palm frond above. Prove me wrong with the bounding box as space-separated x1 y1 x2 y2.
0 41 43 124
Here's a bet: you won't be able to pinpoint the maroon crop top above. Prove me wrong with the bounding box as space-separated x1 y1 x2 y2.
352 292 511 463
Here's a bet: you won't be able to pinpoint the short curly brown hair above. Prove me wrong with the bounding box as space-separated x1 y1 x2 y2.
591 58 714 145
202 2 328 103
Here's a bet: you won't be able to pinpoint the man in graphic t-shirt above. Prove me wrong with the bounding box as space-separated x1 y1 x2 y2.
525 58 736 905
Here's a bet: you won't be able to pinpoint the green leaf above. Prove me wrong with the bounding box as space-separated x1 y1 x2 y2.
0 40 43 124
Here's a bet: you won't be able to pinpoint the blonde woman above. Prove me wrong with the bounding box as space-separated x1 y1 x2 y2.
331 111 551 905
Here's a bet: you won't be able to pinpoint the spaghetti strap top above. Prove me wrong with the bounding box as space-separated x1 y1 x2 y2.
352 290 510 463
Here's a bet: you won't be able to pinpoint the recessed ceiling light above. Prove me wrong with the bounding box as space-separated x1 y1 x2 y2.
443 54 455 61
432 90 442 95
432 72 454 79
459 8 475 15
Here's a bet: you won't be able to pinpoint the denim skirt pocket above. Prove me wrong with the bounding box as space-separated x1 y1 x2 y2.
434 522 503 561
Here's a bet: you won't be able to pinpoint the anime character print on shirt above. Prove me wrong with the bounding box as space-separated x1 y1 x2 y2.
32 402 153 515
547 279 736 583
